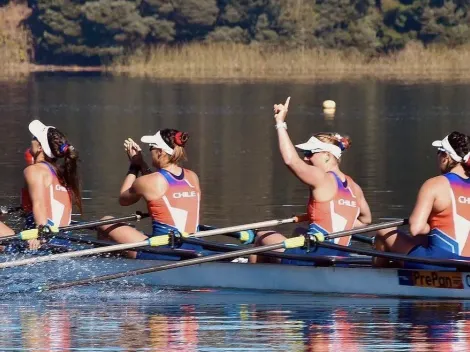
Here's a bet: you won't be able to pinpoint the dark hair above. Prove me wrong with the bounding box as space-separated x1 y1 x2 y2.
448 131 470 177
160 129 189 165
46 128 82 213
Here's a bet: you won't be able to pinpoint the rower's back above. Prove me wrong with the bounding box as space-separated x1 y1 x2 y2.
427 131 470 256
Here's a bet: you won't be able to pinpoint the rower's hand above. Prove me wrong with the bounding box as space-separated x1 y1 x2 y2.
27 239 41 251
274 97 290 123
124 138 144 166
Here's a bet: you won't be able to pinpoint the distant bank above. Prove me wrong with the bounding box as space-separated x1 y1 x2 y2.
2 2 470 82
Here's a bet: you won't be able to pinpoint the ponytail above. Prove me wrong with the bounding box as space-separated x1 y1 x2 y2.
46 128 82 213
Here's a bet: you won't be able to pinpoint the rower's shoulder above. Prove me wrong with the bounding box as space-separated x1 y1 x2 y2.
184 169 199 182
420 175 449 192
23 163 48 177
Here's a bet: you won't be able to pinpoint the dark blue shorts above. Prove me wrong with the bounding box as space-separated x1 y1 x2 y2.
404 244 469 271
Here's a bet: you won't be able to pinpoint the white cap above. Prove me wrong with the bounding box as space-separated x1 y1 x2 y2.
29 120 54 158
295 136 342 159
432 135 467 162
141 131 174 155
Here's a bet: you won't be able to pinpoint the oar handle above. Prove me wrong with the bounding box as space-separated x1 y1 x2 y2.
0 211 150 243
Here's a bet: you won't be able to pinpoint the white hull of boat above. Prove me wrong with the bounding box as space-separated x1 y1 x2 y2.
3 257 470 299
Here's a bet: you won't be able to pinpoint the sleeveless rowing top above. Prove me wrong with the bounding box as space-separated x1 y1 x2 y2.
307 172 361 246
23 162 73 229
428 173 470 255
147 169 200 236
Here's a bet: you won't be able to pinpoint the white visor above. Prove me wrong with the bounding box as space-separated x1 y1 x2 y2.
295 136 342 159
141 131 174 155
29 120 54 158
432 135 463 162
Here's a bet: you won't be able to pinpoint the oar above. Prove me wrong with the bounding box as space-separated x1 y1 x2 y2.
39 219 406 291
0 214 308 270
182 237 372 266
351 234 374 245
0 211 149 243
312 241 470 270
51 234 203 259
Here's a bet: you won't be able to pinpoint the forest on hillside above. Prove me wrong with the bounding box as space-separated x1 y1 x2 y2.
2 0 470 65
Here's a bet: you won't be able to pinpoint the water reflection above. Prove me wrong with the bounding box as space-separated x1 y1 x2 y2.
2 75 470 228
2 75 470 350
0 291 469 351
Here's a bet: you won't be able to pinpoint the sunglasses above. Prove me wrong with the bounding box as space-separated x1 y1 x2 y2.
437 149 447 156
149 144 158 151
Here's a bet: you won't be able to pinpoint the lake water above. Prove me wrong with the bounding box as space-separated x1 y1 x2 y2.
1 73 470 350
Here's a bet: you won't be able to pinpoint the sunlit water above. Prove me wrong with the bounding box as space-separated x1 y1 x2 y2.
1 74 470 350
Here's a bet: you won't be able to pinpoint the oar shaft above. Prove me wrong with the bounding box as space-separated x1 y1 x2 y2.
325 219 408 240
191 215 307 239
0 240 150 269
61 213 148 232
0 214 308 269
42 242 287 291
317 242 470 269
351 234 374 245
0 212 149 242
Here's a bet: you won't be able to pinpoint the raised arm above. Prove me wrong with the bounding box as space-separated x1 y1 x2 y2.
274 97 328 188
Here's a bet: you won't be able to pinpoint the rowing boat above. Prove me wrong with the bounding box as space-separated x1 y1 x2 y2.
2 255 470 299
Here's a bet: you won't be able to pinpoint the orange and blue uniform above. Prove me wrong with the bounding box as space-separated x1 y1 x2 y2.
136 168 203 260
22 162 72 229
406 173 470 269
8 162 73 253
282 172 361 265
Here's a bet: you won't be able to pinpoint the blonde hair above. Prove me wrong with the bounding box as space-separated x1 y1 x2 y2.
314 132 352 162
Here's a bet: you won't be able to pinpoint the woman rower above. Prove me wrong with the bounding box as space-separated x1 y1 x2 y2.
98 129 203 259
374 131 470 269
249 97 372 264
0 120 81 251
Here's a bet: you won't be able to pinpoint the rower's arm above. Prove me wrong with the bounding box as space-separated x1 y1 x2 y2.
24 166 48 226
119 172 142 206
356 187 372 226
276 128 328 187
409 179 435 236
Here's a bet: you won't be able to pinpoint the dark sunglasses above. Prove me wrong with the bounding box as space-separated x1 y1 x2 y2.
437 149 447 156
149 144 158 151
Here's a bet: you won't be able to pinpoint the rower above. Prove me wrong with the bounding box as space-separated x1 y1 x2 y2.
374 131 470 269
98 129 207 260
0 120 81 251
249 97 372 264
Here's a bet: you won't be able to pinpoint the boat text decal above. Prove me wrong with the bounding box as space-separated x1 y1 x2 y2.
397 270 464 289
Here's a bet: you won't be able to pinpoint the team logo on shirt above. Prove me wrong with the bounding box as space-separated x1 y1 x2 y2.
338 199 357 207
458 196 470 204
173 191 197 199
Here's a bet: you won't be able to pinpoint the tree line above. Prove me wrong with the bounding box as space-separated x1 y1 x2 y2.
8 0 470 64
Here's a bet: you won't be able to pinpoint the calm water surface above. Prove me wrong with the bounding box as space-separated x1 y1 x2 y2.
1 74 470 351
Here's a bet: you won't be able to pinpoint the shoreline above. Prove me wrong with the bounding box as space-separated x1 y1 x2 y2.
3 43 470 83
